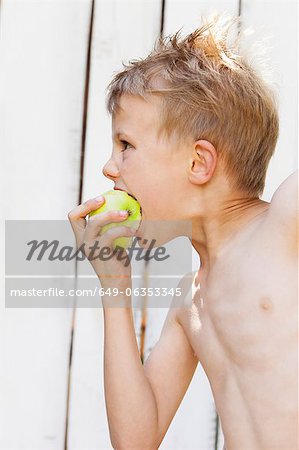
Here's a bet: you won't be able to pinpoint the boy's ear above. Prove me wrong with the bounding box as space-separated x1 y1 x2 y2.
188 139 217 185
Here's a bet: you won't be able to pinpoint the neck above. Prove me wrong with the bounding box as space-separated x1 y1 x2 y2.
191 196 270 275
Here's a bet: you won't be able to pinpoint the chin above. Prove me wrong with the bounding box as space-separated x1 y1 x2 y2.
135 218 184 249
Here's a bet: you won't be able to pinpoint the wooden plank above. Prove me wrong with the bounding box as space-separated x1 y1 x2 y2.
240 0 298 201
0 0 91 448
164 0 241 36
67 1 162 449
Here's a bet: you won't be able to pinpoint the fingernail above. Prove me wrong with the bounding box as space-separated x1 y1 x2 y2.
119 210 128 216
95 196 104 202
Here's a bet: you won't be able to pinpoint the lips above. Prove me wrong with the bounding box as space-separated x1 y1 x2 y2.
114 187 138 202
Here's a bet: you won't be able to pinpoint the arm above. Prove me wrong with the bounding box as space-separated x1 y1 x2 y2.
103 274 198 450
67 199 197 448
143 295 198 448
268 170 298 253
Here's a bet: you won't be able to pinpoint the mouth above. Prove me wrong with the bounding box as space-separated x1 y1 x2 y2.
114 187 138 203
114 187 143 224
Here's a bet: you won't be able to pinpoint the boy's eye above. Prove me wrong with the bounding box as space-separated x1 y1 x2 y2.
120 140 132 151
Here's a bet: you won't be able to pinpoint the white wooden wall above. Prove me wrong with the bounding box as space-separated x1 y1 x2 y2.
0 1 297 449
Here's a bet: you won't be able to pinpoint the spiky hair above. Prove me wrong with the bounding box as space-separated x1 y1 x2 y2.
106 13 279 197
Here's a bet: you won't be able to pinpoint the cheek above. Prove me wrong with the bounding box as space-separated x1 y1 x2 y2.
141 186 174 220
123 157 175 216
121 154 139 176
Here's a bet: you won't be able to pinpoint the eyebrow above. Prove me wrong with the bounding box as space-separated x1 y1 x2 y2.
113 131 134 141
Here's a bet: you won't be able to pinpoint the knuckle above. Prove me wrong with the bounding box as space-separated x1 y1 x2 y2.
67 210 75 220
83 198 92 206
88 214 100 223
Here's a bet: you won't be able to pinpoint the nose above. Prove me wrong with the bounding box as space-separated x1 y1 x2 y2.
102 157 120 181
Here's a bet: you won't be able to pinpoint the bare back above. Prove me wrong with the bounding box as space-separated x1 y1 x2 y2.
178 210 298 449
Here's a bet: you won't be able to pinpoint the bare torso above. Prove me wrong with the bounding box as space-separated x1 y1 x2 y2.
178 211 298 450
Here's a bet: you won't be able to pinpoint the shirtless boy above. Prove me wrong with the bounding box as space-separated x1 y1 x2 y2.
68 16 298 450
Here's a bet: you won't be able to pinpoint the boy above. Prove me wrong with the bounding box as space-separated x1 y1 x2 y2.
68 15 298 449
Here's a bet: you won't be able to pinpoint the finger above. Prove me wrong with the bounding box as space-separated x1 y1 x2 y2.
101 225 136 248
68 196 105 236
85 210 129 242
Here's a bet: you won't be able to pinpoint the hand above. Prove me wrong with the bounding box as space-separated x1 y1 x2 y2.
68 196 136 291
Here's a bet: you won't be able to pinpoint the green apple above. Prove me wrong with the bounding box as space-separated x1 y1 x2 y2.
88 189 142 249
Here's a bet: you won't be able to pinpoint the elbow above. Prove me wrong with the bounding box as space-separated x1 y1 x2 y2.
111 436 159 450
108 409 161 449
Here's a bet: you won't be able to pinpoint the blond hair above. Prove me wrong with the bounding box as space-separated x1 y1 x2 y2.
106 14 279 197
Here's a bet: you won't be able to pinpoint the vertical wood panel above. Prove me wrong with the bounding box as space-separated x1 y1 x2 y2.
67 1 162 449
0 1 91 448
241 0 298 202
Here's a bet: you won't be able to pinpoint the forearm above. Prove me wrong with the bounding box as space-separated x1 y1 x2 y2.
103 297 159 449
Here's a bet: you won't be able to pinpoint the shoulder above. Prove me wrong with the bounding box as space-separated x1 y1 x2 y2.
268 171 298 227
267 171 298 252
165 271 196 325
270 171 298 210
